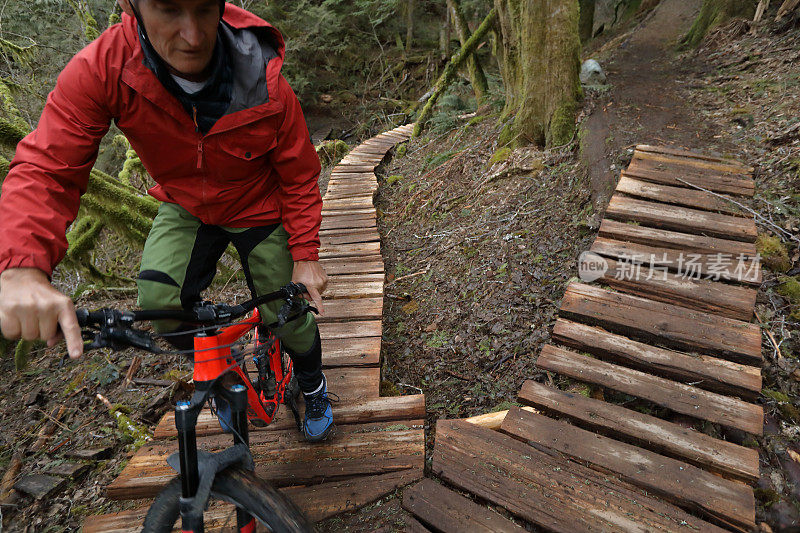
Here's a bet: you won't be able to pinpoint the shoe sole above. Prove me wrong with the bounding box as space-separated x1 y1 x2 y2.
304 423 335 443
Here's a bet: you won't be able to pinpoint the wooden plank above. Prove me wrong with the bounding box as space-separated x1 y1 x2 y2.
536 344 763 435
153 394 424 439
552 319 762 398
625 159 754 197
83 469 424 532
320 231 380 246
636 144 754 172
634 150 754 175
317 296 383 323
318 320 381 339
321 336 381 366
598 219 757 257
590 236 762 286
501 408 755 530
322 198 375 211
319 242 381 259
319 226 378 237
319 257 384 275
517 380 760 483
320 215 376 231
402 478 526 533
324 279 383 300
597 256 757 320
617 174 745 215
108 420 424 500
433 419 728 533
606 195 757 242
560 282 762 365
320 208 375 217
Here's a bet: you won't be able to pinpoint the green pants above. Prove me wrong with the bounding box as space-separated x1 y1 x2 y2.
136 202 318 354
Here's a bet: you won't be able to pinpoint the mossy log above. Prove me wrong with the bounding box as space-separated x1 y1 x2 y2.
0 118 27 149
0 155 9 185
494 0 582 148
447 0 490 102
413 8 498 138
681 0 757 47
88 169 159 219
64 216 106 269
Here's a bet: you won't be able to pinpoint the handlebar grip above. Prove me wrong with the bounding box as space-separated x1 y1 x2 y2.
76 309 89 328
75 308 110 328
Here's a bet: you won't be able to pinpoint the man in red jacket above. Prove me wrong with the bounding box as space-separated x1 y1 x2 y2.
0 0 335 442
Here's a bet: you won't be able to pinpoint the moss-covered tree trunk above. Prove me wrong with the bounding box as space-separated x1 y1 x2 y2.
579 0 596 42
447 0 490 102
682 0 757 47
494 0 582 147
406 0 415 52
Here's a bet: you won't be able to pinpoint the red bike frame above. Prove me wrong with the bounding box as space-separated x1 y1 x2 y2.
192 309 294 426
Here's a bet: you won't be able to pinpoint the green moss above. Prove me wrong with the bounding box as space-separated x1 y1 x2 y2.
779 403 800 422
13 340 34 371
395 143 407 157
380 380 401 396
755 487 782 508
108 12 121 25
386 174 403 185
548 100 578 147
777 276 800 304
490 400 520 412
0 118 27 148
489 147 512 166
316 139 349 167
763 389 792 403
681 0 757 48
757 234 792 272
467 114 489 127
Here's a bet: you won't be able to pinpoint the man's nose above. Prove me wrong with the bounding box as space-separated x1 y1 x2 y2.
179 16 205 47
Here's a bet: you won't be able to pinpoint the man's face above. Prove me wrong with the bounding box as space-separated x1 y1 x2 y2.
136 0 221 80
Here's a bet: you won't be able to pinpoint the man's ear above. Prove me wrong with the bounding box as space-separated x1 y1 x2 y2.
117 0 135 16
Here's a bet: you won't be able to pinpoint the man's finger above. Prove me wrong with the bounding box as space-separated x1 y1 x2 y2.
57 305 83 359
0 311 21 340
307 286 324 316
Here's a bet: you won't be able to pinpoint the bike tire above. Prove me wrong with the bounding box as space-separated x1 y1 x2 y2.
142 466 313 533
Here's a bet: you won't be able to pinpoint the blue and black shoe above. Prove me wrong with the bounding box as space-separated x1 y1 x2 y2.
212 396 234 434
303 374 334 442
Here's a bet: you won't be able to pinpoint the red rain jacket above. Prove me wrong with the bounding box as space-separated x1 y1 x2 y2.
0 5 322 276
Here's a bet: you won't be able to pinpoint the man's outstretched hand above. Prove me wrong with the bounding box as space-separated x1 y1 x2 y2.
291 261 328 315
0 268 83 359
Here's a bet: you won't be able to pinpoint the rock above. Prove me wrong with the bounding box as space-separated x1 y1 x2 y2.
66 446 112 461
580 59 607 86
13 474 65 499
48 461 89 480
23 386 42 406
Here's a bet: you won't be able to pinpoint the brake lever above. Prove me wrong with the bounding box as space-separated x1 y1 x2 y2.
85 327 162 354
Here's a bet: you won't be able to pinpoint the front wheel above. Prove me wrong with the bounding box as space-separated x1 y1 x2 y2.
142 466 313 533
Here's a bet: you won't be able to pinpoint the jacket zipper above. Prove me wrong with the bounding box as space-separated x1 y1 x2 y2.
196 139 204 170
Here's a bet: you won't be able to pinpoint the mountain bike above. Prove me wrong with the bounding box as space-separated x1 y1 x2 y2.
77 282 316 532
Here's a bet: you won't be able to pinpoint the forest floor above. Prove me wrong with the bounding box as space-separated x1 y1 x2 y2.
1 1 799 531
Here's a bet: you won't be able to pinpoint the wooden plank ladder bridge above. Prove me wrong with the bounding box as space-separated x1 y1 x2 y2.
398 145 765 532
82 124 426 531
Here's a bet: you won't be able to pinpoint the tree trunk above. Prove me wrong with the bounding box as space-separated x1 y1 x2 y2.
493 0 581 148
413 9 498 137
406 0 415 53
579 0 596 43
681 0 757 47
447 0 490 102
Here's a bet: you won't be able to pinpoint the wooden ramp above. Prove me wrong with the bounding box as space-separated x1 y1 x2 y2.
83 124 424 531
404 145 763 533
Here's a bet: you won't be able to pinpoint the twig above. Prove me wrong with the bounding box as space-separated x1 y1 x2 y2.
675 177 800 246
387 264 430 286
397 382 423 394
123 355 142 387
755 311 785 361
29 405 67 452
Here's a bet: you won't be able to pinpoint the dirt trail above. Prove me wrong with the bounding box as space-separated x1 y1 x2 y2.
583 0 725 206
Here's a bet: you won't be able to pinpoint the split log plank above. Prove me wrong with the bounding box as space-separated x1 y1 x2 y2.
320 208 375 217
321 336 381 366
433 419 727 533
636 145 754 172
590 236 761 286
634 150 754 175
625 159 754 197
560 282 762 365
324 278 383 300
536 344 763 435
108 420 424 500
320 215 376 232
606 195 757 242
402 478 526 533
318 257 384 275
501 408 755 530
322 198 376 211
318 320 381 339
317 297 383 323
518 380 760 483
616 174 745 215
552 319 761 398
153 394 424 439
598 257 757 320
320 231 380 246
84 468 423 531
319 242 381 259
598 219 757 257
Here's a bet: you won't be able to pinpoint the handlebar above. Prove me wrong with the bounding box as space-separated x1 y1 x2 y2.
76 282 316 354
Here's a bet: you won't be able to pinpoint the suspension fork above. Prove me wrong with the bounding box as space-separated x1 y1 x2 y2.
228 384 256 533
175 400 203 533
